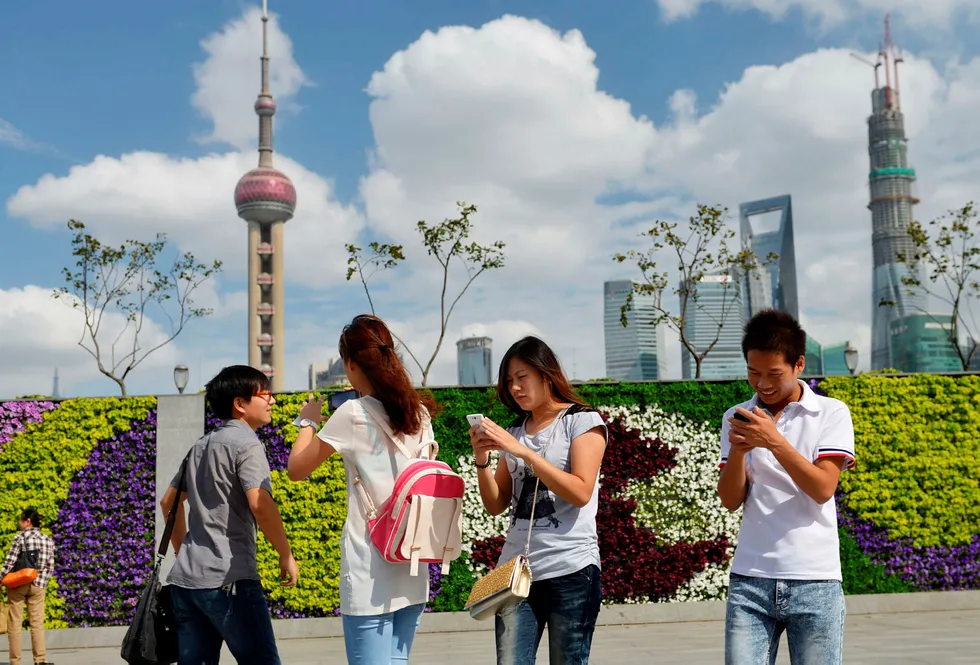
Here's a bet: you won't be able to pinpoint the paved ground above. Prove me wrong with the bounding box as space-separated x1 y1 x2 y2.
6 609 975 663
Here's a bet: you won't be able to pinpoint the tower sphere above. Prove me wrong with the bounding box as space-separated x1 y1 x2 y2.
254 96 277 116
235 167 296 224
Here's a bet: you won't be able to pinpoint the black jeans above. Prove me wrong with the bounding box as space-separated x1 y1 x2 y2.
171 579 281 665
494 564 603 665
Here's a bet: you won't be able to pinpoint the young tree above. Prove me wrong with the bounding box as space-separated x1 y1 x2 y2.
613 203 773 379
345 202 506 386
53 220 222 396
883 202 980 370
344 240 425 372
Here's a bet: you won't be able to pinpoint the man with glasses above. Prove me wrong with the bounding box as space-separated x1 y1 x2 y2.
160 365 299 664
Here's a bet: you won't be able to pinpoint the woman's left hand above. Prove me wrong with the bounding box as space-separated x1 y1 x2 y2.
475 417 525 459
298 394 325 426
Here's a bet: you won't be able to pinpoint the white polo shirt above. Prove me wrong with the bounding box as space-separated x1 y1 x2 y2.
720 380 855 581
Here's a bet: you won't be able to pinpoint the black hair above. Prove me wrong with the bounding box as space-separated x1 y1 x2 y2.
496 336 589 416
21 508 41 528
742 309 807 366
205 365 271 420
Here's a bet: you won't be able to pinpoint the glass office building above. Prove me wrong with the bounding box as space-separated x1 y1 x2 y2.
889 314 960 373
739 195 799 321
457 336 493 386
680 272 746 380
603 280 667 380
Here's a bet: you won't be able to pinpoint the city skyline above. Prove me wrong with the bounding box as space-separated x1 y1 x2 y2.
2 3 980 397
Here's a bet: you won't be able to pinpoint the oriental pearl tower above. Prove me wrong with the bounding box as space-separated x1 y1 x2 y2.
234 0 295 391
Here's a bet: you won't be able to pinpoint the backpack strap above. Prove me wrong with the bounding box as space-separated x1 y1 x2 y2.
359 399 431 460
349 399 436 522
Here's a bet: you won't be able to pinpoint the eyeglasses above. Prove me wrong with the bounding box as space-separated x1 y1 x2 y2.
254 391 274 401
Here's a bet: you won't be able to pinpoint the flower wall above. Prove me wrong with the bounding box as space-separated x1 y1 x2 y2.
1 374 977 627
0 397 156 627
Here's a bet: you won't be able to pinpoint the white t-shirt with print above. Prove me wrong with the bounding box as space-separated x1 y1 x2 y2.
720 380 856 581
498 409 607 582
316 396 431 616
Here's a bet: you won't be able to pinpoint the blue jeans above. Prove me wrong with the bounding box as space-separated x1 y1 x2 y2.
495 564 602 665
171 579 280 665
726 572 845 665
342 603 425 665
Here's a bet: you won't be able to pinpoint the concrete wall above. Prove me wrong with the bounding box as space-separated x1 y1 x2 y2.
155 394 205 580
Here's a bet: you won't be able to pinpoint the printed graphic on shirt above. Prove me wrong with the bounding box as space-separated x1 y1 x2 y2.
511 465 561 530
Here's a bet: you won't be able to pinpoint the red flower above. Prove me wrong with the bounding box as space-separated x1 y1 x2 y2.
470 410 730 601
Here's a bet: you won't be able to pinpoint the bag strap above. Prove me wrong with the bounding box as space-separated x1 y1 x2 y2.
522 406 570 557
158 433 213 562
351 400 434 521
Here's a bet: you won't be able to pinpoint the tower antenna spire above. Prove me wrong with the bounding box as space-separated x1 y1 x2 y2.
233 0 296 391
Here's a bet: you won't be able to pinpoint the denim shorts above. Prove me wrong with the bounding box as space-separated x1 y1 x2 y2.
725 572 845 665
495 564 602 665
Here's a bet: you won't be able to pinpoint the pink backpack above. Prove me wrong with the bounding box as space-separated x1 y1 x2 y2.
353 401 465 576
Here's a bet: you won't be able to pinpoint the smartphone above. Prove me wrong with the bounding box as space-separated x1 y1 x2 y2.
733 410 751 422
328 388 360 411
291 390 360 428
466 413 484 430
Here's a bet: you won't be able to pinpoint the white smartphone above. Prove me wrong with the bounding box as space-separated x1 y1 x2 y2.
466 413 484 430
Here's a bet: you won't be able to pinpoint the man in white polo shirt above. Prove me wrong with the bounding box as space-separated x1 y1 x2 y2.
718 309 855 665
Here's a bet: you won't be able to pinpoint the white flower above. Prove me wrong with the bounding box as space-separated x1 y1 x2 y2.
458 454 510 573
601 404 741 602
454 405 741 601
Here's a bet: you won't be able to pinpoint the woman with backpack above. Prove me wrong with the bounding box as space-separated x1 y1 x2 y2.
1 508 56 665
287 314 441 664
470 336 608 665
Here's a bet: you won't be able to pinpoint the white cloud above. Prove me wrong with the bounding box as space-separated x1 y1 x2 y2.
6 151 363 284
656 0 980 26
191 6 310 150
0 117 60 156
0 286 179 398
357 16 659 383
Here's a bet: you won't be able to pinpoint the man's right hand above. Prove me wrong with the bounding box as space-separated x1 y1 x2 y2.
279 553 299 587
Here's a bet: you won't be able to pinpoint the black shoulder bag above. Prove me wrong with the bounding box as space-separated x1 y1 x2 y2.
121 446 194 665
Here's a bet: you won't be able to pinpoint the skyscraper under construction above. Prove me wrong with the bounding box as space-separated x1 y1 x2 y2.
866 16 926 370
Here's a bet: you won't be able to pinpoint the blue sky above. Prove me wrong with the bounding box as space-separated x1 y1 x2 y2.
3 0 980 397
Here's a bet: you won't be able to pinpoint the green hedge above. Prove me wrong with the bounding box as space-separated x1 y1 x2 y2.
822 374 980 547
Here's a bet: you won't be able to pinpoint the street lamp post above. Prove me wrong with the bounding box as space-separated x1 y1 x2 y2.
174 365 190 394
844 342 859 376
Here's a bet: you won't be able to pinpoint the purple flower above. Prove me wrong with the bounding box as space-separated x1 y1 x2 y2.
206 413 289 472
0 400 59 453
52 411 157 627
838 492 980 591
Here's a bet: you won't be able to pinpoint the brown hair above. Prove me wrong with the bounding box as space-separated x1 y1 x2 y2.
496 336 588 416
339 314 439 436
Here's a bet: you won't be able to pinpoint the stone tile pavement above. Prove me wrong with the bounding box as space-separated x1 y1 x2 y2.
7 609 976 664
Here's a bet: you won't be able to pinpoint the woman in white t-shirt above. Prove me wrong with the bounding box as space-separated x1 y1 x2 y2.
470 336 607 665
287 314 439 665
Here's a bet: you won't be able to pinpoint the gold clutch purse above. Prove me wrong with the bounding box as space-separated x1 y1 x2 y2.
464 553 532 620
463 407 569 620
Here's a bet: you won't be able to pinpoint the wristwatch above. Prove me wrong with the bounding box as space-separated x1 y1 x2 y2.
299 418 320 430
